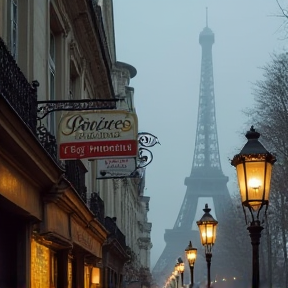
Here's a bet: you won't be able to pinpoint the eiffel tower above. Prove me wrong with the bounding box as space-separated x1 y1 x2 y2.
152 13 238 287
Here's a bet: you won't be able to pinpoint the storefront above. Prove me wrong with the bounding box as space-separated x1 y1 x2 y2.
30 182 108 288
0 90 108 288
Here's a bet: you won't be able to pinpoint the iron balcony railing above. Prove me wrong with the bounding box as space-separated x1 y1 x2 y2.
65 160 87 203
0 37 89 211
105 216 126 250
36 124 58 160
0 37 57 161
90 192 105 224
0 37 38 133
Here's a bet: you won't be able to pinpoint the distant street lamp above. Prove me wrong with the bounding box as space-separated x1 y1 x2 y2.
173 267 179 288
176 258 185 287
185 241 197 288
231 126 276 288
197 204 218 288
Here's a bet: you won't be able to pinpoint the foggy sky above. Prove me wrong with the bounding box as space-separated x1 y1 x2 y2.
113 0 287 268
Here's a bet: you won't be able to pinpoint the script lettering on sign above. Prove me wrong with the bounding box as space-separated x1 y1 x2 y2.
96 158 136 179
58 110 138 160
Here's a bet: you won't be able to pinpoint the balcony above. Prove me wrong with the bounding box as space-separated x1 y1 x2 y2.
0 38 37 134
90 192 105 224
105 216 126 249
65 160 87 203
0 37 91 213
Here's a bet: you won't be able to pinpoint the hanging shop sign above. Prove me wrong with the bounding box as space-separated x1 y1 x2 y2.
96 158 136 179
58 110 138 160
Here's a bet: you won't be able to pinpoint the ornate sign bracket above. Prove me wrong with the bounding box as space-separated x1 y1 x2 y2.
36 99 160 169
37 99 120 120
137 132 160 168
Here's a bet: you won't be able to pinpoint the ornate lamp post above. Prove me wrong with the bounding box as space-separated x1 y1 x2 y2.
231 126 276 288
176 258 185 287
197 204 218 288
185 241 197 288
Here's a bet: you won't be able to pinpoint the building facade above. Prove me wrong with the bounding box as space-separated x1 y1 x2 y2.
0 0 152 287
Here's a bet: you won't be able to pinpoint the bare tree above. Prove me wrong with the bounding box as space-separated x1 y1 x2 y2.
276 0 288 19
275 0 288 39
268 164 288 287
247 52 288 287
248 53 288 156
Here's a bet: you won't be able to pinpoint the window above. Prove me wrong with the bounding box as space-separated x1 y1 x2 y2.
84 265 90 288
48 32 56 135
83 81 92 100
69 56 81 100
68 257 72 288
49 1 66 135
50 251 57 288
69 76 76 100
7 0 18 59
31 239 50 288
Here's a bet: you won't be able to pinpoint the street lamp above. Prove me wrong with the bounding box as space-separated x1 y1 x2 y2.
197 204 218 288
231 126 276 288
176 258 185 287
185 241 197 288
173 267 179 288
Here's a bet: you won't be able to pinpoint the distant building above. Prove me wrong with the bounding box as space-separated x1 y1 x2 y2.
152 17 240 287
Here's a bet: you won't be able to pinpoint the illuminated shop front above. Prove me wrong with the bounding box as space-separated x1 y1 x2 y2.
0 93 107 288
31 238 51 288
29 185 107 288
31 238 102 288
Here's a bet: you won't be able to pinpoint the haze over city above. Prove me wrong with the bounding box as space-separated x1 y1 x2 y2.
113 0 287 268
1 0 288 287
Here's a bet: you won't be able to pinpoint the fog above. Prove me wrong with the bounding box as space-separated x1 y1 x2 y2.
113 0 287 269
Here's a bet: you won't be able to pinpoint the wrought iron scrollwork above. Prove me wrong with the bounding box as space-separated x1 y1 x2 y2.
137 132 160 168
37 99 118 119
89 192 105 224
65 160 87 203
138 148 153 168
104 216 126 249
0 38 38 133
36 124 57 161
138 132 161 147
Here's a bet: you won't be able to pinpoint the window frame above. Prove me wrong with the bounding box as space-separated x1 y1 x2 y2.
9 0 18 59
48 31 56 135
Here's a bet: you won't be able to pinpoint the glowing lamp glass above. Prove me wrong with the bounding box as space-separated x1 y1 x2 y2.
177 262 185 273
198 223 217 246
236 158 272 211
185 242 197 266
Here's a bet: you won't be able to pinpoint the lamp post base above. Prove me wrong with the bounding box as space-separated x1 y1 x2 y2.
189 265 194 288
247 220 264 288
206 253 212 288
